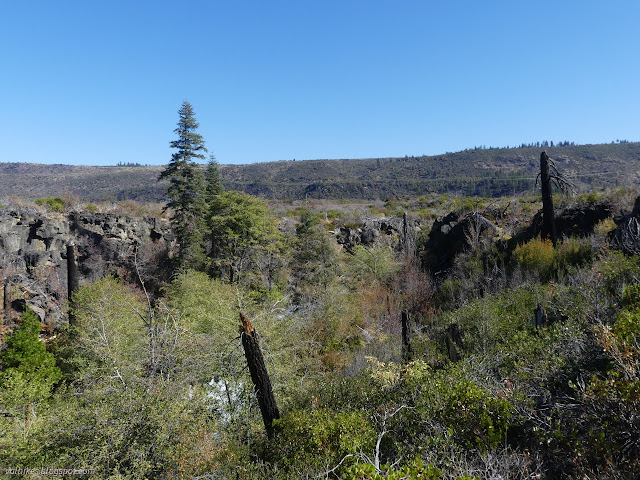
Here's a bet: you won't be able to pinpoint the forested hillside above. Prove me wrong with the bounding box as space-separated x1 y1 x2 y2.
1 141 639 202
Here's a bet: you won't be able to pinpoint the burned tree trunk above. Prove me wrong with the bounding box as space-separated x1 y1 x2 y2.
533 303 547 329
401 310 412 361
239 312 280 437
67 244 79 325
402 212 415 257
540 151 557 246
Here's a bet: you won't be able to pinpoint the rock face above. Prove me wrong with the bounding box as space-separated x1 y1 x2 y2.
423 212 484 274
334 216 418 252
0 206 174 330
520 200 614 244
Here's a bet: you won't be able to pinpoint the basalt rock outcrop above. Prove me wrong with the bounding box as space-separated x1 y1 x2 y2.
423 211 505 275
524 200 614 241
423 199 619 276
0 206 174 331
334 215 419 253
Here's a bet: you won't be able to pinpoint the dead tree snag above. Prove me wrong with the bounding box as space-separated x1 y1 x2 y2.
536 151 573 247
539 152 556 245
239 312 280 437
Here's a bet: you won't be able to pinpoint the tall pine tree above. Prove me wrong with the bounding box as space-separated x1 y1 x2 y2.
159 101 207 268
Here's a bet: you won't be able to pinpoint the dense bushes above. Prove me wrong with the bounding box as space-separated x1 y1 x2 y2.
514 236 593 281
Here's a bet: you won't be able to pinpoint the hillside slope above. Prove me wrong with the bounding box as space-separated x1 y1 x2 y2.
1 142 638 202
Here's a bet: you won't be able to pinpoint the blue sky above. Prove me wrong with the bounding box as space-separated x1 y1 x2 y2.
1 1 638 165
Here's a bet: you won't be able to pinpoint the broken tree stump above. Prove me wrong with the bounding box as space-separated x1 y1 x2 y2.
239 312 280 438
533 303 547 329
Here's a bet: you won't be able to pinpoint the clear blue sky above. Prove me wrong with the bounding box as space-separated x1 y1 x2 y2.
1 1 638 165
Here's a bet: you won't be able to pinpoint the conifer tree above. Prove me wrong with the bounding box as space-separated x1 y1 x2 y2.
159 101 207 267
204 154 224 209
291 209 337 303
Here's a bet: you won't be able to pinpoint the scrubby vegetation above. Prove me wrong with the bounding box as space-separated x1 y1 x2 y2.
2 184 639 479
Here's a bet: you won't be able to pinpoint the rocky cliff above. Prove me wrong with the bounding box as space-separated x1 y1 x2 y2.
0 206 174 332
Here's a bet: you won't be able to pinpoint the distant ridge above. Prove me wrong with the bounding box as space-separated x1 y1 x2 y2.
1 142 639 202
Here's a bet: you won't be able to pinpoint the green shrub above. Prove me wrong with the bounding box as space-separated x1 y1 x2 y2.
416 366 512 450
578 192 602 203
599 251 640 297
342 458 455 480
611 284 640 346
35 197 65 212
514 237 555 279
514 236 593 281
271 408 375 470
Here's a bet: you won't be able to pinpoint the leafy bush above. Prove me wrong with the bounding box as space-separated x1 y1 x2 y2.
35 197 65 212
270 408 375 471
578 192 602 203
599 251 640 298
514 236 593 281
342 458 455 480
349 245 400 284
414 366 513 451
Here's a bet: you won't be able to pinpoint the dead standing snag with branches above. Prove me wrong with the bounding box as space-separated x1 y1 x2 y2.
536 151 573 246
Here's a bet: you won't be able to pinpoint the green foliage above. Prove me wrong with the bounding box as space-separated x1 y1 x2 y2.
600 250 640 297
208 190 282 286
291 209 339 302
513 237 556 279
342 459 469 480
514 236 593 281
204 154 224 207
558 284 640 477
578 191 602 203
271 408 375 471
29 387 218 479
365 360 513 452
35 197 65 212
0 309 61 408
159 100 208 268
607 284 640 362
70 276 148 389
165 270 242 384
349 245 400 284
